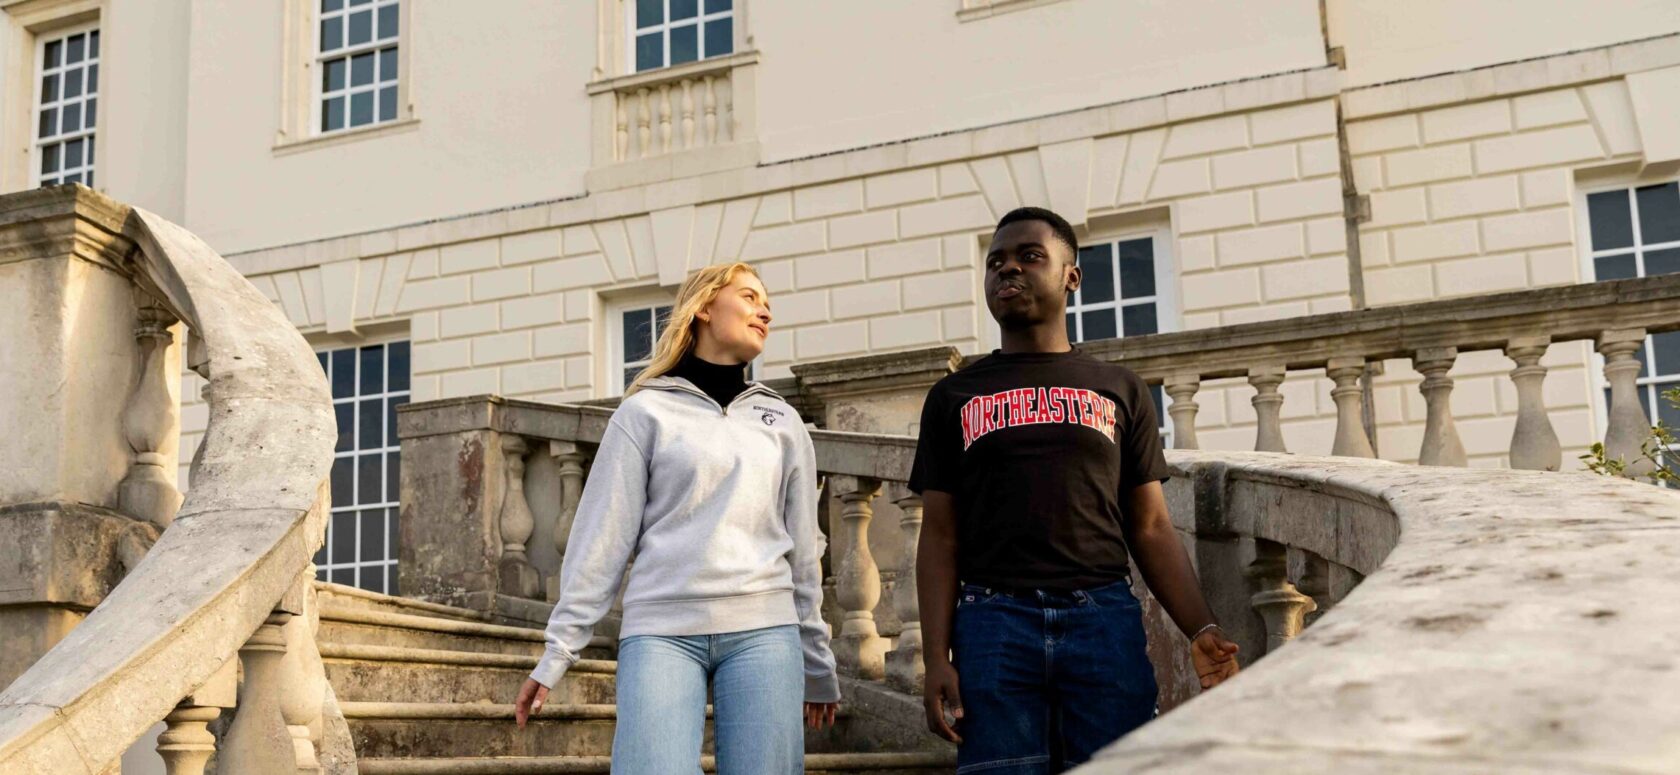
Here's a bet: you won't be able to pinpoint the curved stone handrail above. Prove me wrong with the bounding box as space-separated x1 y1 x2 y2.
0 195 334 772
1089 450 1680 773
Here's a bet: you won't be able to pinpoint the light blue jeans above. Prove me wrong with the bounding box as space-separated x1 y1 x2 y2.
613 624 805 774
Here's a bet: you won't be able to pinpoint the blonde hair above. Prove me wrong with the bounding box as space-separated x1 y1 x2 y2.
625 262 761 397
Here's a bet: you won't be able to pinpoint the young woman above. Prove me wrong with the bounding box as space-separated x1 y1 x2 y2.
514 262 841 774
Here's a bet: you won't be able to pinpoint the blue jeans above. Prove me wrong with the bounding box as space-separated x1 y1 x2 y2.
613 624 805 774
951 579 1158 774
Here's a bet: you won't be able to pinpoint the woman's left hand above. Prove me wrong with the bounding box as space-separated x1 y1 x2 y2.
804 701 839 729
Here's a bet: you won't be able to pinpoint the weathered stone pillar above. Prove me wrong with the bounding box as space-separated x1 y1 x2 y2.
885 486 924 695
0 188 165 689
397 397 508 612
1414 347 1468 467
1163 374 1201 450
498 435 542 599
1295 550 1331 628
1248 365 1288 453
222 613 297 775
830 475 888 680
1326 357 1376 458
1505 337 1562 471
1599 329 1653 478
1246 540 1316 654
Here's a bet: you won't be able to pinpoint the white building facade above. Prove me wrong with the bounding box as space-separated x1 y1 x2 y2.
3 0 1680 591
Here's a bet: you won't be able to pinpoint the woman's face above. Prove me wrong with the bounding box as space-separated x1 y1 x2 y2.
697 272 772 364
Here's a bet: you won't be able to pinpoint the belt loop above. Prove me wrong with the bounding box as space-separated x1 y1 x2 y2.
1075 590 1091 605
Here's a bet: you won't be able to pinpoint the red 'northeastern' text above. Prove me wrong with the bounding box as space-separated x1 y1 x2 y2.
959 387 1117 450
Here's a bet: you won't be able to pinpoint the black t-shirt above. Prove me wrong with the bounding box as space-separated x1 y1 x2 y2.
908 349 1170 591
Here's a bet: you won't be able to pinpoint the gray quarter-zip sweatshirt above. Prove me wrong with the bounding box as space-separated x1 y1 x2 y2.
530 375 841 702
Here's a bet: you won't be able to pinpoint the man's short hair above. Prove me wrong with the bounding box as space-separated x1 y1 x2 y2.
995 206 1079 260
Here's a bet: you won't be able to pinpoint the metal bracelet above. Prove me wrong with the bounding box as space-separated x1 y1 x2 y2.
1190 623 1224 641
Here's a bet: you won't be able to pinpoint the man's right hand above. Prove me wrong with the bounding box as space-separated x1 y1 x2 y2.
922 660 964 743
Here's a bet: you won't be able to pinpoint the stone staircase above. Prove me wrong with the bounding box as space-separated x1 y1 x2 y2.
316 585 955 774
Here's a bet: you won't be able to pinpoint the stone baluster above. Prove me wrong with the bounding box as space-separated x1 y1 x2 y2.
1246 540 1316 654
830 476 888 679
548 441 589 600
499 435 541 599
1505 336 1562 471
1414 347 1468 467
702 75 718 145
1599 328 1653 478
614 97 630 161
1295 550 1331 627
277 570 326 774
1248 365 1288 453
885 486 924 694
635 88 652 159
221 613 296 775
680 78 696 149
717 77 735 143
1163 374 1200 450
1326 357 1376 458
119 305 184 529
157 702 220 775
657 84 673 153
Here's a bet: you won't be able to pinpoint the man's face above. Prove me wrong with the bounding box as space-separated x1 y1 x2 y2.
984 219 1080 329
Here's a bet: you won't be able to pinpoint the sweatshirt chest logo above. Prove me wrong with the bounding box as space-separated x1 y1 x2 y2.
752 404 786 426
959 387 1117 450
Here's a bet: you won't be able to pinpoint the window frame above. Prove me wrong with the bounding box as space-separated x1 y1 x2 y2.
1575 176 1680 442
611 299 674 396
276 0 416 152
313 338 411 594
626 0 736 74
29 19 99 189
314 0 403 136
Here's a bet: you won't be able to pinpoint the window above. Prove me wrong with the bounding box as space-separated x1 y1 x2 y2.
618 303 673 391
313 341 410 594
1064 234 1172 437
632 0 733 73
1586 182 1680 433
35 25 98 187
318 0 400 133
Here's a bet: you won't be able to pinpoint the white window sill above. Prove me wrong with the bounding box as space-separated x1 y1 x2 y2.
586 50 760 96
957 0 1072 22
272 117 420 157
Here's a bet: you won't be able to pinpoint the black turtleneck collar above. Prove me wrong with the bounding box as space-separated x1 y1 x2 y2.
671 349 748 408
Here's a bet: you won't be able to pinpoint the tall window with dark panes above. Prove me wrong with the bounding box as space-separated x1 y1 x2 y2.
1064 236 1172 438
621 304 673 391
314 342 410 593
1586 182 1680 436
36 26 98 187
633 0 734 73
319 0 400 133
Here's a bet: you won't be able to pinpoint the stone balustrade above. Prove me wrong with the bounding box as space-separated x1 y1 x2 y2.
1077 274 1680 472
588 53 754 164
0 187 340 774
1083 450 1680 772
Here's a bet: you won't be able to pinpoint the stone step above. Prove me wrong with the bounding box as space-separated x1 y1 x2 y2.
355 751 955 774
316 582 490 623
318 606 612 658
322 644 617 705
340 702 712 760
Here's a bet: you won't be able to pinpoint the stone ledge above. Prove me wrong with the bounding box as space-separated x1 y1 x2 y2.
1344 31 1680 120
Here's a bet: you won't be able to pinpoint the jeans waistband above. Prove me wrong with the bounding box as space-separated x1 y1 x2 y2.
960 577 1132 605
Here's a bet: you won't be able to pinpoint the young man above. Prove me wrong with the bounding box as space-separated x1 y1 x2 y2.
910 207 1240 773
